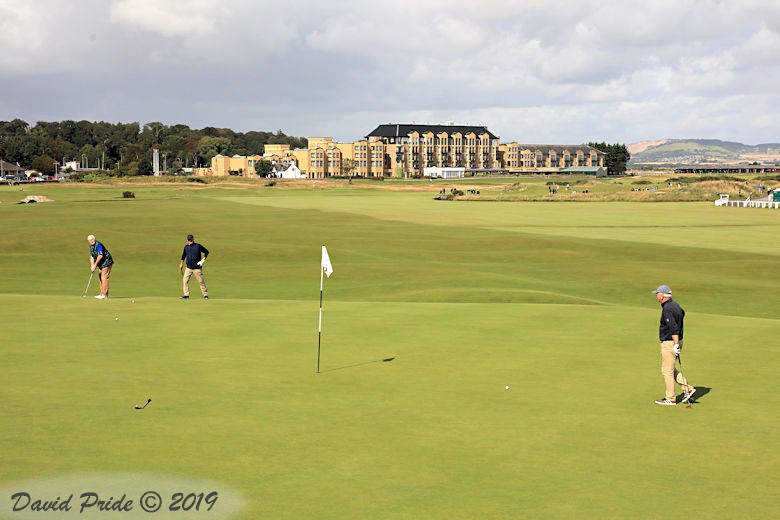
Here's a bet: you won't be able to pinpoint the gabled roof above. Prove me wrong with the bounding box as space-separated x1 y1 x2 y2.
1 159 25 171
366 124 498 140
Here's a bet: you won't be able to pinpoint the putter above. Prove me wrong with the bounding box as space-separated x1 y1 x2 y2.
134 398 151 410
677 354 694 408
82 271 94 298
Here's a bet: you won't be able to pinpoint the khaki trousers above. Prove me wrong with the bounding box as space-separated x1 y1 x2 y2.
183 268 208 297
660 340 692 400
98 265 112 297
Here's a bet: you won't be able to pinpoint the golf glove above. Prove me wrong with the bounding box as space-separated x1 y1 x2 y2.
673 343 681 356
197 258 205 266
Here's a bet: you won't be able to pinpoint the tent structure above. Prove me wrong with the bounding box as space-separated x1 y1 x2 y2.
424 166 465 179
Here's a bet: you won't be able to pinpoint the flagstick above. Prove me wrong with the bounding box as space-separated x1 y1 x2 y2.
317 265 324 373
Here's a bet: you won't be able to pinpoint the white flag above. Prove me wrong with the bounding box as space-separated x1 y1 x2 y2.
321 245 333 278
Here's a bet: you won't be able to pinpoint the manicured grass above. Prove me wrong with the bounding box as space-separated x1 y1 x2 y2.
1 181 778 519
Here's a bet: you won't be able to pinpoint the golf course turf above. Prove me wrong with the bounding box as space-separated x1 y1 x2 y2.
1 179 778 519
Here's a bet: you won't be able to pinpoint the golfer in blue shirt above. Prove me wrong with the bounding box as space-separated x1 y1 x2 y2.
88 234 113 299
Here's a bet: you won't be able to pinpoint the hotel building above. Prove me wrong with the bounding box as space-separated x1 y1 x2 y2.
197 123 606 178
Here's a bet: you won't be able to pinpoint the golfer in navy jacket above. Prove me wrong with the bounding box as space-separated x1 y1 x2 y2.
652 284 695 406
179 234 209 299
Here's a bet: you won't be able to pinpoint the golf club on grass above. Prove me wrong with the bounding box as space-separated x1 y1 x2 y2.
82 271 94 298
134 398 151 410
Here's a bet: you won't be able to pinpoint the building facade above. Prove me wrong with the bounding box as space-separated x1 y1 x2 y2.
193 154 264 177
498 144 605 173
195 124 606 179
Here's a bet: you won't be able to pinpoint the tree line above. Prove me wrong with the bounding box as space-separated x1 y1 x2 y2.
0 119 308 176
587 142 631 175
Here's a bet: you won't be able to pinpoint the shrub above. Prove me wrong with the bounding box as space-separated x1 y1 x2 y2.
83 173 104 183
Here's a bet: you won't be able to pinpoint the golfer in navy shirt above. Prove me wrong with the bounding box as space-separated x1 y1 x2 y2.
652 284 695 405
179 234 209 299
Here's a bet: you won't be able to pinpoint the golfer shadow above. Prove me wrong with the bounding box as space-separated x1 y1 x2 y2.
685 386 712 404
320 357 395 373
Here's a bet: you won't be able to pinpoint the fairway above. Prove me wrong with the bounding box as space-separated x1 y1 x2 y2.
1 181 778 519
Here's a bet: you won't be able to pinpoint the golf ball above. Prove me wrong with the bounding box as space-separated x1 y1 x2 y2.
115 317 119 321
505 385 510 390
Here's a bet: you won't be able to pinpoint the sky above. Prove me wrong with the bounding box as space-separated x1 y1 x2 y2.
1 0 779 146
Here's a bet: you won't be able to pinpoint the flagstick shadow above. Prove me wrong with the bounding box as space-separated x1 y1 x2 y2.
319 357 395 373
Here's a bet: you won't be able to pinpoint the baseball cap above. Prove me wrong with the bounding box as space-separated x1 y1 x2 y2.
652 284 672 295
187 234 194 241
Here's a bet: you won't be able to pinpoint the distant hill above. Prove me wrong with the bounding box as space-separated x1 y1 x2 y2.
629 139 780 164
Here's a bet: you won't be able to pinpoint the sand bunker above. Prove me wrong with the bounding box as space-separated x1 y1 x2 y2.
18 195 54 204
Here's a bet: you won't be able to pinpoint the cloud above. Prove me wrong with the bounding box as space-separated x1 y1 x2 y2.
0 3 50 72
1 0 780 145
109 0 228 37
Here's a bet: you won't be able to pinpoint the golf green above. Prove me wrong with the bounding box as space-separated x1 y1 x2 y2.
1 181 778 519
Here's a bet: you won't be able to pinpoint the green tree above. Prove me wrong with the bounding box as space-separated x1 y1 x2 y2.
4 118 309 172
588 142 630 175
0 131 45 168
79 144 100 169
72 120 95 148
254 159 274 177
0 119 30 136
0 136 25 164
198 136 232 164
137 154 153 175
142 122 167 145
31 155 57 175
114 161 139 177
46 137 78 166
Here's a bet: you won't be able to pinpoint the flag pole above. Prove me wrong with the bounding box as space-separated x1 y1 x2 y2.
317 245 333 374
317 262 324 373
